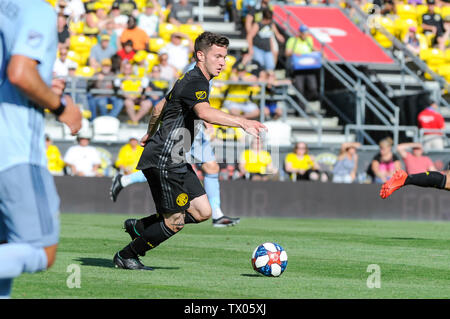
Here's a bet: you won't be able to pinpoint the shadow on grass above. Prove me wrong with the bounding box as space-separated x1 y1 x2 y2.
240 274 262 277
74 257 180 270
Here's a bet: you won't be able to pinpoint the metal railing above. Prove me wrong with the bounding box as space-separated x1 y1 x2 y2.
273 4 402 146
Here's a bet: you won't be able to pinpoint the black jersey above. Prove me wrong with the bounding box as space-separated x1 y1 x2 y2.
137 65 210 172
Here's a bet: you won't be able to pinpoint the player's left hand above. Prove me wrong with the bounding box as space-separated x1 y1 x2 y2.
140 133 150 147
242 119 267 138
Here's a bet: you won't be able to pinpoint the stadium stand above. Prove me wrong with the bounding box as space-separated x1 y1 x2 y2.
45 0 450 182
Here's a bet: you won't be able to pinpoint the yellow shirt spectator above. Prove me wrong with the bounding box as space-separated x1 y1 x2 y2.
46 144 65 175
284 153 315 171
115 138 144 174
240 149 273 174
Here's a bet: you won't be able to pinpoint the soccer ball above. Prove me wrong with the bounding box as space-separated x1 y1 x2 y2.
251 242 288 277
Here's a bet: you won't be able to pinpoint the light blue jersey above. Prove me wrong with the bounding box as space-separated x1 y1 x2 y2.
0 0 58 172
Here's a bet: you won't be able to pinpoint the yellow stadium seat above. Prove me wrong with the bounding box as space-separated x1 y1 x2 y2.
442 6 450 19
67 50 83 65
372 16 395 48
145 53 159 72
75 66 96 77
438 63 450 77
416 4 428 24
135 0 146 11
69 35 93 53
159 23 179 41
133 50 148 63
395 18 418 40
396 4 417 20
445 49 450 62
421 48 446 67
148 37 167 53
179 24 204 42
69 21 85 35
424 64 439 80
225 55 236 73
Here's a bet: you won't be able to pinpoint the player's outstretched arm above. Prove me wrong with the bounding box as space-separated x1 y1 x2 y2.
7 55 82 134
193 102 267 137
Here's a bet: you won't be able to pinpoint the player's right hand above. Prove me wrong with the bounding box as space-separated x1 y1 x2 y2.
58 95 82 135
242 119 268 138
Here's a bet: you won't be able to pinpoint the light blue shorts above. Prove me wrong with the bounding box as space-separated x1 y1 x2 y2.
186 129 216 164
0 164 60 248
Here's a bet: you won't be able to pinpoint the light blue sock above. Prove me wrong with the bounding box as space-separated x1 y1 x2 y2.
0 243 48 278
0 279 12 299
203 173 222 218
121 170 147 187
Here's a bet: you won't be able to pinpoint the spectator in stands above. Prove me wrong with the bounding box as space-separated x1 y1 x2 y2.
441 15 450 52
233 47 263 77
159 32 194 73
417 101 446 150
239 136 277 181
114 61 152 124
138 1 162 37
57 0 85 23
64 134 103 177
89 34 117 70
168 0 195 25
245 0 272 35
246 8 284 72
57 13 70 49
258 69 287 120
403 26 422 56
396 142 437 175
147 65 170 106
83 2 109 36
367 137 402 183
117 39 136 63
120 15 150 51
421 0 445 49
332 142 361 184
115 137 144 175
45 135 65 176
89 58 124 120
112 0 138 17
98 19 121 53
285 24 319 104
284 142 328 182
223 63 260 120
110 2 129 37
158 52 179 81
53 46 78 77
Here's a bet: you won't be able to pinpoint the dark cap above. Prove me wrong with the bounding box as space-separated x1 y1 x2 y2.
427 0 435 5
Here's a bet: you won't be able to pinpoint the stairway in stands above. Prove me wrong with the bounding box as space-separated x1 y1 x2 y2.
194 0 350 146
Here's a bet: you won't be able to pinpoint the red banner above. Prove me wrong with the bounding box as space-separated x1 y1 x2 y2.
274 6 394 64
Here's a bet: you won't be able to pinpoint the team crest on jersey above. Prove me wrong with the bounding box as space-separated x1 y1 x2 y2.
176 193 188 206
195 91 207 100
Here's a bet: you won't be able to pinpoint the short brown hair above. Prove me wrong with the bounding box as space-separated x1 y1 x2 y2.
194 32 229 61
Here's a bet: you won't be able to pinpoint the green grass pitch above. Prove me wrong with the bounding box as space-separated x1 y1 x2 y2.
11 213 450 299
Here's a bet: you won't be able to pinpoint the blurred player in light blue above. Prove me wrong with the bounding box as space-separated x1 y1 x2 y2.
110 62 240 227
0 0 82 298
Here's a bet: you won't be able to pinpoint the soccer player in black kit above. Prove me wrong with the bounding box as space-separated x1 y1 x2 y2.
113 32 267 270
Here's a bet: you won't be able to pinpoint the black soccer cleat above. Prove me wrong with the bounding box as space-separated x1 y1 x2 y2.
110 174 123 202
113 252 153 271
212 216 241 228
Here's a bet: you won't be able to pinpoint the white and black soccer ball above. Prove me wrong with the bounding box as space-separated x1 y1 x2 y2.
251 242 288 277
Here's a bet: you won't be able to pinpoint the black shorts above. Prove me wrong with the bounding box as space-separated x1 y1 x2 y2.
142 164 206 214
